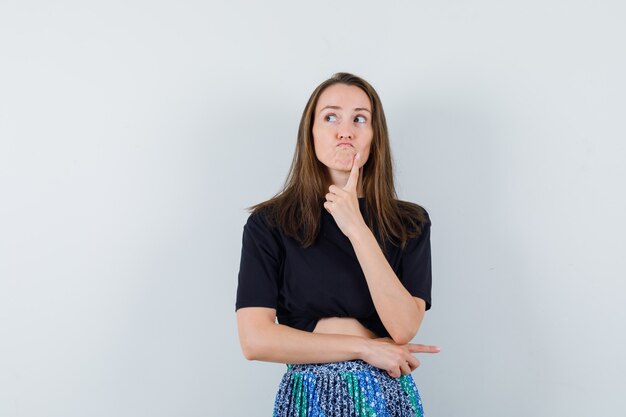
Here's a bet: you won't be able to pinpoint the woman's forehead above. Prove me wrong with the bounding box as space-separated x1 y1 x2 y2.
316 84 371 112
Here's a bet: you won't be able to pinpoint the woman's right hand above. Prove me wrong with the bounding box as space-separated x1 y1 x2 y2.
361 337 440 378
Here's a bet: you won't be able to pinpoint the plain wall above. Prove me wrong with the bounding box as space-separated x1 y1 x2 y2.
1 1 625 416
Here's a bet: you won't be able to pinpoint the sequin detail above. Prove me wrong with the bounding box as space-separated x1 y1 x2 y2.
273 360 424 416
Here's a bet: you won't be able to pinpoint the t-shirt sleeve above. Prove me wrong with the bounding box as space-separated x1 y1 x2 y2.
400 214 432 311
235 210 284 311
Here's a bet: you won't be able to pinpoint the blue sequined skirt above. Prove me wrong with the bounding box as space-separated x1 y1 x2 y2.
273 359 424 417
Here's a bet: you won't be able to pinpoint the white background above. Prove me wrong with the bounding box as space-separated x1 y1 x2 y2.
1 1 625 416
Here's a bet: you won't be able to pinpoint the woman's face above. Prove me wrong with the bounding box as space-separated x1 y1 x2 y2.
312 83 373 177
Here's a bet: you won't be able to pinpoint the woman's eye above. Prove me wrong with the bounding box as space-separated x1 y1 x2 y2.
325 114 337 122
354 115 367 123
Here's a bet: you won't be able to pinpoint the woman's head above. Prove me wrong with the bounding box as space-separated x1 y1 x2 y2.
253 72 426 249
289 72 393 201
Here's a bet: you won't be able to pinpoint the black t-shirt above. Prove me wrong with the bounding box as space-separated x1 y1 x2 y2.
235 197 432 338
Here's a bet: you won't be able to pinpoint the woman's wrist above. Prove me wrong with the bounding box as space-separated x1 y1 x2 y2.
354 336 371 361
347 221 371 242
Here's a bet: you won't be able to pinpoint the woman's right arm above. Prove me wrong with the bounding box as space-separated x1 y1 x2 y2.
236 307 439 377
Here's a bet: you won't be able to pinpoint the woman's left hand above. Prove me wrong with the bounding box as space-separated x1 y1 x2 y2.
323 152 367 239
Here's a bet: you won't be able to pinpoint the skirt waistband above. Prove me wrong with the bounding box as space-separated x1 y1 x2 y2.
285 359 385 375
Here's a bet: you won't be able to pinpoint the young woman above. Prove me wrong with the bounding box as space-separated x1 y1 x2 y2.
235 72 439 416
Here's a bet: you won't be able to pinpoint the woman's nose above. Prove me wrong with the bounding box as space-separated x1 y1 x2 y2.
337 123 354 139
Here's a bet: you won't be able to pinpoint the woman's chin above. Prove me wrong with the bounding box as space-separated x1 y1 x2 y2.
333 156 354 170
332 163 352 172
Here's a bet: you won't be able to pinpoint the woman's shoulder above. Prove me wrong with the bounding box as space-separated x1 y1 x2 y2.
245 200 280 230
241 201 286 253
395 199 431 229
239 196 275 234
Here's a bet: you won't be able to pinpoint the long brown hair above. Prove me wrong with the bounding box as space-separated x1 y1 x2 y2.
247 72 428 251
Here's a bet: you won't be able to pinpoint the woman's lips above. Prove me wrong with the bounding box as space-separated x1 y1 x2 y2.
337 143 353 147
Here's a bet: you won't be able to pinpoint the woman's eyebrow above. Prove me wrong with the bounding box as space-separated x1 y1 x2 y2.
319 105 372 114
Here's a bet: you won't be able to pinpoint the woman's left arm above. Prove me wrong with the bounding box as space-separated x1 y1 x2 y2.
324 153 426 345
348 226 425 345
